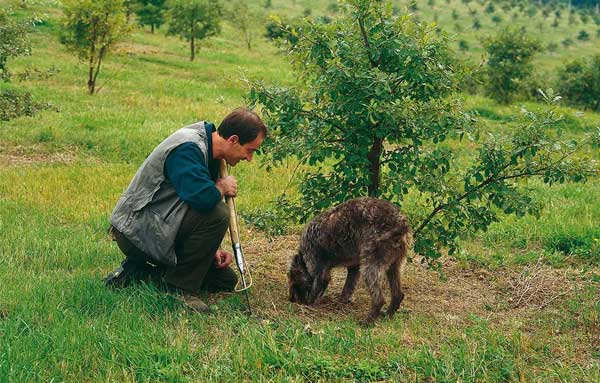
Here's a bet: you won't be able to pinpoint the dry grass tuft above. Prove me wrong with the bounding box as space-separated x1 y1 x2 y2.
0 142 77 167
504 258 575 310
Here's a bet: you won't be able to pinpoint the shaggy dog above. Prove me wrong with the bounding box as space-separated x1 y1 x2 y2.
288 197 411 323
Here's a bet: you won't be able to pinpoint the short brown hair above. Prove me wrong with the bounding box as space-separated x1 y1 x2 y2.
218 108 267 145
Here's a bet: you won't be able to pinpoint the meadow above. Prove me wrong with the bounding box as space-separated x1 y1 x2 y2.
1 0 599 381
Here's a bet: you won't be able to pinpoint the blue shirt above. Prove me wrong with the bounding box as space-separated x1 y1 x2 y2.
164 123 222 213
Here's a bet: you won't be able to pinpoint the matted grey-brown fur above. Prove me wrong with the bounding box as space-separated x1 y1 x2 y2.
288 197 411 324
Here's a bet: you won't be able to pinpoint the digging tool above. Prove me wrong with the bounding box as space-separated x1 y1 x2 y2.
219 159 253 314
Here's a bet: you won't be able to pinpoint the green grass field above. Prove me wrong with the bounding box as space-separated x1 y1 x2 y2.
1 0 599 381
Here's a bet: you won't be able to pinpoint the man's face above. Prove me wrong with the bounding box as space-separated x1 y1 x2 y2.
226 134 264 166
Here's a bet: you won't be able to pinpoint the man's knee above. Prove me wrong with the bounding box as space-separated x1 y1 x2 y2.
211 202 230 229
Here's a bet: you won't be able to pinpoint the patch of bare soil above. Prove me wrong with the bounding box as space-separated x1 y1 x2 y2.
113 42 162 56
0 143 77 167
220 229 587 329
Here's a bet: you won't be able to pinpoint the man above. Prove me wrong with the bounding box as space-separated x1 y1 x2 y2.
104 108 266 312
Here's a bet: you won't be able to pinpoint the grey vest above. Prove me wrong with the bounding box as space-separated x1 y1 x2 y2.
110 121 210 266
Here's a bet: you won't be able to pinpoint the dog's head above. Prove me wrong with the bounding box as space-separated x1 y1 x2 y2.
288 251 314 304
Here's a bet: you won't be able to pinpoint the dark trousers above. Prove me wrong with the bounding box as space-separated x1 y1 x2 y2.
113 202 238 294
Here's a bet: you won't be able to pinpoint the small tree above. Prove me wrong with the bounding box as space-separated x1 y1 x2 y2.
0 7 31 82
167 0 221 61
247 0 597 262
60 0 129 94
577 29 590 40
557 55 600 111
483 27 542 104
134 0 167 33
228 0 260 50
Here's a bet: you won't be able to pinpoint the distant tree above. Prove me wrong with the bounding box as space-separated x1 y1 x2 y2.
526 6 537 17
547 42 558 52
428 0 436 6
0 7 31 81
485 3 495 13
581 13 590 24
166 0 221 61
568 11 577 25
557 55 600 110
473 18 482 29
552 17 560 27
491 14 502 24
134 0 167 33
327 2 339 13
228 0 259 50
123 0 135 22
483 27 542 104
577 29 590 40
263 0 272 9
458 39 469 51
469 7 478 16
303 8 312 17
562 37 574 47
409 0 419 11
537 21 544 32
60 0 129 94
264 16 302 47
452 9 459 20
597 28 600 37
542 8 550 19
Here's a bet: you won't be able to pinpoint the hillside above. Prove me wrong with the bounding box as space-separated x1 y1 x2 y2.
1 0 599 381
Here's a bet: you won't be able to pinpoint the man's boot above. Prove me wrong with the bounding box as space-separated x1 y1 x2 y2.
103 258 150 288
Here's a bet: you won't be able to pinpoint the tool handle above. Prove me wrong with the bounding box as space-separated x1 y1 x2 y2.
219 160 240 244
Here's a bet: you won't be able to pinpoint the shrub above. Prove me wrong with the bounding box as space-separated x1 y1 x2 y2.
562 37 574 47
0 7 31 81
0 87 52 121
577 30 590 41
557 55 600 111
483 27 542 104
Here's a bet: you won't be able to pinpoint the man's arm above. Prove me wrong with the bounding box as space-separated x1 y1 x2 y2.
164 142 224 213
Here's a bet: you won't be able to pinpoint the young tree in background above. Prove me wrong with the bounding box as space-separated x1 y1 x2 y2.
60 0 129 94
558 54 600 110
0 7 31 81
167 0 221 61
228 0 260 50
483 27 542 104
135 0 167 33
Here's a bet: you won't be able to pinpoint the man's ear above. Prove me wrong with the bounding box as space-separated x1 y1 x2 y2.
227 135 240 144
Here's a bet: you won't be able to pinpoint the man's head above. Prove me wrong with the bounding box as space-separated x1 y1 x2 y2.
218 108 267 166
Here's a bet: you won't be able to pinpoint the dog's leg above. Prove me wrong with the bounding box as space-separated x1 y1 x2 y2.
361 262 385 324
339 266 360 303
310 266 331 303
385 259 404 317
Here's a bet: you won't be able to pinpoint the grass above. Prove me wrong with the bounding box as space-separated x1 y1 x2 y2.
1 0 600 381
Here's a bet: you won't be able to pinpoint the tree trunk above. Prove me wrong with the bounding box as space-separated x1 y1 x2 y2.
88 46 96 94
88 63 95 94
151 24 155 34
190 20 195 61
367 135 383 197
190 37 195 61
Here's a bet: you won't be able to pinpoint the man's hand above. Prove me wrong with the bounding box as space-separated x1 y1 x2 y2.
214 249 233 269
215 176 237 197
